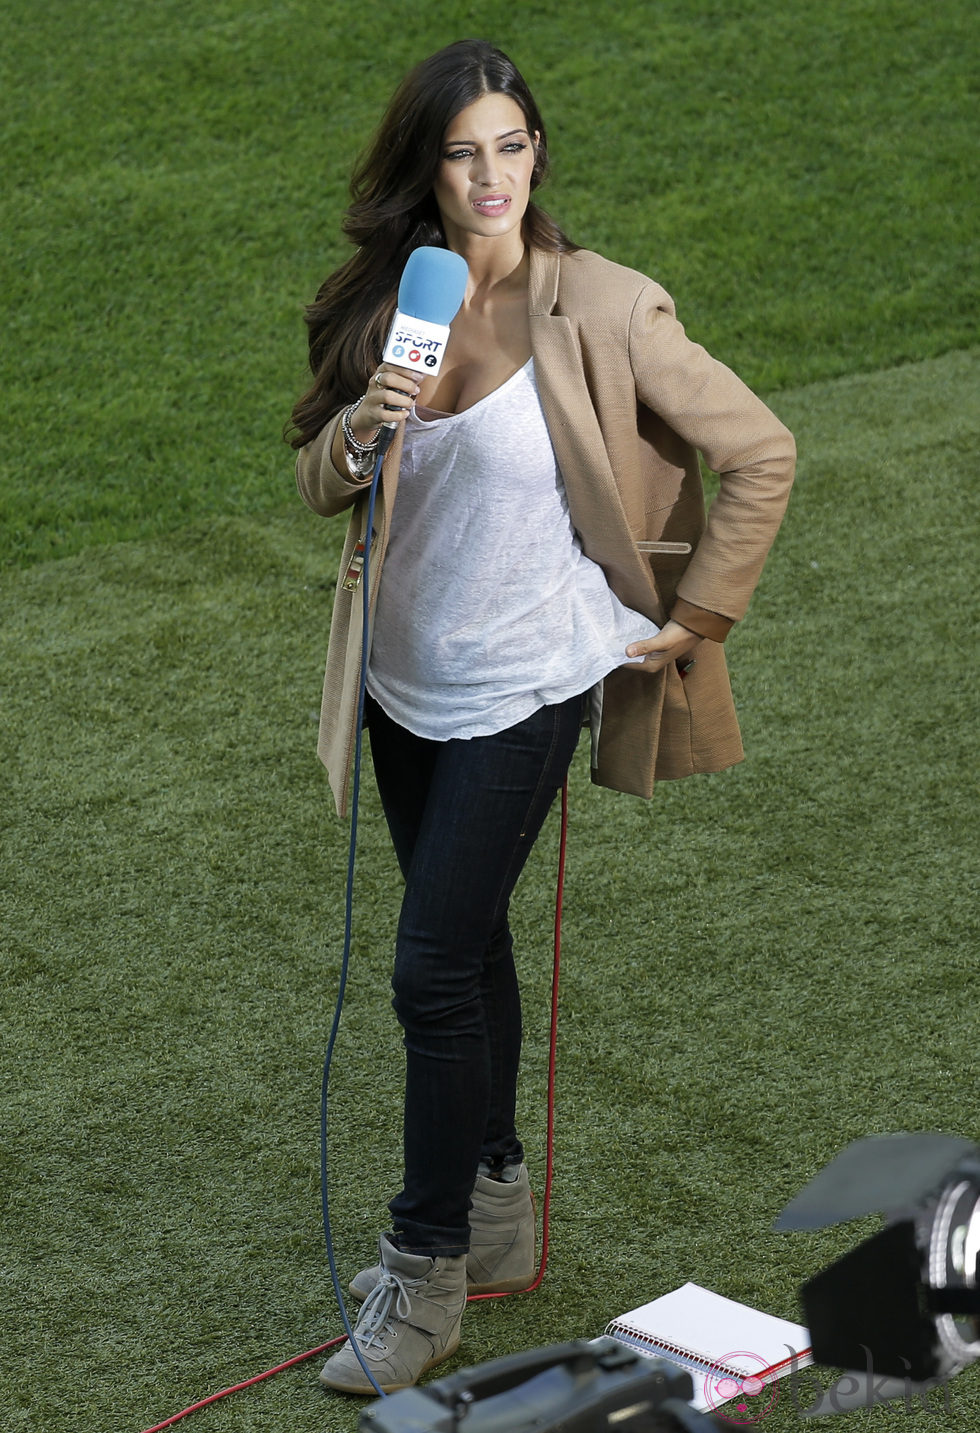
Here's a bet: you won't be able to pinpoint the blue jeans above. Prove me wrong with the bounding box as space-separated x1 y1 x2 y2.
365 691 584 1256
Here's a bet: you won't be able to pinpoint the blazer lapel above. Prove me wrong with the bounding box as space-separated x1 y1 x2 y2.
528 250 665 623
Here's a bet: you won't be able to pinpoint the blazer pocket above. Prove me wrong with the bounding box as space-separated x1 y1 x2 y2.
636 539 692 611
635 540 692 555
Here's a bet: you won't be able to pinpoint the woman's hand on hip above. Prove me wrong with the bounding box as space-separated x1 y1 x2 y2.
625 619 700 672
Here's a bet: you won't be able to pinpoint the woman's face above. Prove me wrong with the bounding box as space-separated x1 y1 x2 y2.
432 92 539 250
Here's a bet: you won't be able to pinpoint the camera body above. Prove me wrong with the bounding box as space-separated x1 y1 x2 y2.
359 1337 722 1433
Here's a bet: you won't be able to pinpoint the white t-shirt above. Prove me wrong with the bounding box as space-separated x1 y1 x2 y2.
366 359 660 740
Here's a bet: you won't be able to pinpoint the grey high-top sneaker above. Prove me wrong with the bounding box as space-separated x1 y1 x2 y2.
320 1233 466 1395
465 1161 536 1292
348 1164 535 1303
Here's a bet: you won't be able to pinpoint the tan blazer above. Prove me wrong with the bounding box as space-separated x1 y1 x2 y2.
296 248 796 815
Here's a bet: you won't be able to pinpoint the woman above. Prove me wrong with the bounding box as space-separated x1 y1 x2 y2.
290 40 795 1396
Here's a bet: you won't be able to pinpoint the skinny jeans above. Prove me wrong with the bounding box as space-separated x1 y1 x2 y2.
365 690 583 1256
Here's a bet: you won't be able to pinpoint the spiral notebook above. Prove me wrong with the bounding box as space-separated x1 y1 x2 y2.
604 1282 812 1413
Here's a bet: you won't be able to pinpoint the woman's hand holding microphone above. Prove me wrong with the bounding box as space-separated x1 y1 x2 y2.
334 367 422 482
352 368 421 443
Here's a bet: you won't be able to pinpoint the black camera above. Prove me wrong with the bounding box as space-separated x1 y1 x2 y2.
776 1132 980 1408
359 1337 723 1433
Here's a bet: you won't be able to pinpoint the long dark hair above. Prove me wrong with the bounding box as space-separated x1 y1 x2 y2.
286 39 577 449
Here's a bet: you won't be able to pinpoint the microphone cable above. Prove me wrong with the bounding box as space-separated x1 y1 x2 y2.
140 436 570 1429
317 445 388 1396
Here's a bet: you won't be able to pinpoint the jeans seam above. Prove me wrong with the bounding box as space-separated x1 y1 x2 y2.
491 696 574 925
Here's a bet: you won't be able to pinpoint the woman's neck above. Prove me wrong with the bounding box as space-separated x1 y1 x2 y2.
445 233 530 305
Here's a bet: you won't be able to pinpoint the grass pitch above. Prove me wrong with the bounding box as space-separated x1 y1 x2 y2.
1 1 977 1430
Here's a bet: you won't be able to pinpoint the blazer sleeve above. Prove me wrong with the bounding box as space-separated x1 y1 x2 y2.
295 410 373 518
628 284 796 638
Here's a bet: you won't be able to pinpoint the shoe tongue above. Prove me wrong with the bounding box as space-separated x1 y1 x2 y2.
477 1161 522 1182
381 1234 433 1276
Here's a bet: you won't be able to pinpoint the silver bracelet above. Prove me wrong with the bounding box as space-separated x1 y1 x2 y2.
342 399 380 456
343 444 377 482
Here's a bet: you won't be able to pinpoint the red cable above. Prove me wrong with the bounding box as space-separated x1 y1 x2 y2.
140 780 569 1431
139 1338 347 1432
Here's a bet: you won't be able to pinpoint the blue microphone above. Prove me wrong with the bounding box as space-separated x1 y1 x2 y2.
381 246 469 381
397 245 469 326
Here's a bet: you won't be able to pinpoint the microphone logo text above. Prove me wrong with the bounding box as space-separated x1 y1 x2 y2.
383 311 452 376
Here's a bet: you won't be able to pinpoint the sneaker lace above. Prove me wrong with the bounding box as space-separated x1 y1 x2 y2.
355 1265 419 1349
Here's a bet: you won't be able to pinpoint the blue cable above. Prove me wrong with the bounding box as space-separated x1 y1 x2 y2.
320 445 387 1399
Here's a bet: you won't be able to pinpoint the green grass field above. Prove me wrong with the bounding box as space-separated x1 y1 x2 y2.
2 2 978 1430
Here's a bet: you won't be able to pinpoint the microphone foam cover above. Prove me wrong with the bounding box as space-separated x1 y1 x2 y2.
397 247 469 326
